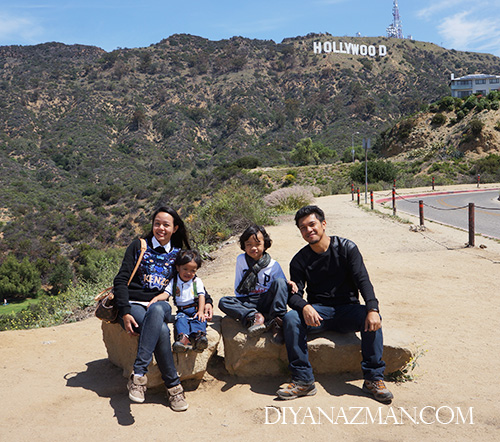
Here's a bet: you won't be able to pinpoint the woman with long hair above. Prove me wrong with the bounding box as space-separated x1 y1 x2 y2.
114 206 213 411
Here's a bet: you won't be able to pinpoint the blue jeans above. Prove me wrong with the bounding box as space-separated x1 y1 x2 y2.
175 306 207 336
218 278 289 323
120 302 180 388
282 304 386 385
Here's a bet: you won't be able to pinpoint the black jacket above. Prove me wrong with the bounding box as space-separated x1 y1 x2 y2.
288 236 379 312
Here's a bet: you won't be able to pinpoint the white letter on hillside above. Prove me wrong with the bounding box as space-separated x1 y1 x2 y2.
323 42 332 53
313 42 322 54
379 45 387 56
368 45 376 57
360 45 368 56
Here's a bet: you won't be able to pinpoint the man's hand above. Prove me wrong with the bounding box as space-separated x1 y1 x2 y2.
122 313 139 336
364 310 381 332
302 304 323 327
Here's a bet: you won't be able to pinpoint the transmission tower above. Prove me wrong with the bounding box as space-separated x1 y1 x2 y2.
386 0 403 39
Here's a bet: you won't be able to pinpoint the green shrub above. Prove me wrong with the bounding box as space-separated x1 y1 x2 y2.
188 182 274 246
0 255 41 300
350 160 397 183
431 113 446 126
469 118 484 136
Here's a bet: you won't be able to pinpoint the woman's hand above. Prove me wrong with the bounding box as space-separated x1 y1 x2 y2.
122 314 139 336
204 303 213 321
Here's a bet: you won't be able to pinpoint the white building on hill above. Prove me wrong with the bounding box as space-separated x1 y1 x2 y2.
450 73 500 98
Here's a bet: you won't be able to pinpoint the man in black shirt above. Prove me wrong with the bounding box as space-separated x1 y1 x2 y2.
277 205 393 403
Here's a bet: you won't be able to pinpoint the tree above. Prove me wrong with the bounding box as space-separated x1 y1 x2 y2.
291 138 336 166
0 255 41 300
48 257 73 295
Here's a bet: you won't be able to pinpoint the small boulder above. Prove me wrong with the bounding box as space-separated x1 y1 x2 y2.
221 316 413 377
101 319 221 388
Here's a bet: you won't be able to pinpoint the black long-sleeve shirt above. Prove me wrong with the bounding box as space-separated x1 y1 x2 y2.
288 236 379 312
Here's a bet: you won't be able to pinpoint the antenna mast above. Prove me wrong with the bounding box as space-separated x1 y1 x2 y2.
386 0 403 39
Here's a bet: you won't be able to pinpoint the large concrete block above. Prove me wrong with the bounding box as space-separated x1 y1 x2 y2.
101 319 221 388
221 316 413 377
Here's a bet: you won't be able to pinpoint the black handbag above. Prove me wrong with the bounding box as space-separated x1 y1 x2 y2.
95 239 147 323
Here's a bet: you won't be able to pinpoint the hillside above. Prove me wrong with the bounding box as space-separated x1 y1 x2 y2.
1 34 499 291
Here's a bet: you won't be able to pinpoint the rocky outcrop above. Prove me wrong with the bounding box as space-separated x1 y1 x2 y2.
221 316 413 377
101 319 221 388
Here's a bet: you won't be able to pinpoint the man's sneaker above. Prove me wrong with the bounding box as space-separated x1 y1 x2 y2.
192 331 208 352
362 379 394 403
173 333 192 353
276 382 317 400
167 384 188 412
127 373 147 403
247 312 266 337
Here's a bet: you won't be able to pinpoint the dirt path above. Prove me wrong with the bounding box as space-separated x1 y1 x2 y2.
2 184 499 441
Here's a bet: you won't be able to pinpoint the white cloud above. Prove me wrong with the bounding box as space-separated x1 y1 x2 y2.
438 10 500 54
417 0 468 20
0 13 44 42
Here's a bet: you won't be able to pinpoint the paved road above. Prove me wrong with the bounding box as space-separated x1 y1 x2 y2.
394 189 500 239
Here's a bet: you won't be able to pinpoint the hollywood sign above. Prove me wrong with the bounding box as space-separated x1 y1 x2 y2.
313 41 388 57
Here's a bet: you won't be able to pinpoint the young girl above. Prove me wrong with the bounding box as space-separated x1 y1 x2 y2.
218 224 296 341
149 249 208 352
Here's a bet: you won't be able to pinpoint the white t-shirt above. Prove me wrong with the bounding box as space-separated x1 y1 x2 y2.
234 253 286 297
165 275 206 307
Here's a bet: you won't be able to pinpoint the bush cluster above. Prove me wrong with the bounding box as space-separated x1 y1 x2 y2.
263 186 317 213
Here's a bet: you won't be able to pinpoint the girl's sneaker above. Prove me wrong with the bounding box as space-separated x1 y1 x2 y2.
191 331 208 352
172 333 192 352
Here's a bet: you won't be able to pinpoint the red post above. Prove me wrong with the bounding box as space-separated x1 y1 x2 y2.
351 183 354 201
432 176 435 191
370 191 374 210
468 203 475 247
477 174 480 188
392 187 396 216
357 188 360 205
393 179 396 189
419 200 424 226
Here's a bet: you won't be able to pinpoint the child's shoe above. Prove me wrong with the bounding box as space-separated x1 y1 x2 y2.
191 331 208 352
172 333 192 352
247 312 266 337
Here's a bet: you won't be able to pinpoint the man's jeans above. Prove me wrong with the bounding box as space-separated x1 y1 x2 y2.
120 301 180 388
218 278 289 323
282 304 386 385
175 306 207 336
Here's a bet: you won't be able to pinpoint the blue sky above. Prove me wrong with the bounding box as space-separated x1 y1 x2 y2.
1 1 500 56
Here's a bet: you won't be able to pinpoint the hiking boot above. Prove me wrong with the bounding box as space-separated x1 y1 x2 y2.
362 379 394 403
276 382 317 400
192 331 208 352
167 384 188 412
127 373 147 403
173 333 192 353
270 317 284 345
247 312 266 337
